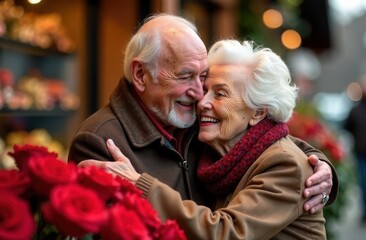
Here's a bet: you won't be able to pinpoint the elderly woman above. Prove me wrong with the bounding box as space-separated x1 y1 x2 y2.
83 40 327 239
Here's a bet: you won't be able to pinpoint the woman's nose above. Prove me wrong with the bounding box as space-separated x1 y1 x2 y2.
197 94 211 110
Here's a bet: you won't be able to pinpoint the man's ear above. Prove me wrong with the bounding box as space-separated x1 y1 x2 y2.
131 59 146 92
249 108 268 126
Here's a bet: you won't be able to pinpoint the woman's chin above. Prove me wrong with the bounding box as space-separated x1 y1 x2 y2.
198 134 214 145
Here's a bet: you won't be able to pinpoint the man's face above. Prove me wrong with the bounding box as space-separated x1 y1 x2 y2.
142 36 208 129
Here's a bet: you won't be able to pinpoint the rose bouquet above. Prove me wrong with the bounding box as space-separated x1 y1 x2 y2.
288 111 353 240
0 144 186 240
288 112 345 162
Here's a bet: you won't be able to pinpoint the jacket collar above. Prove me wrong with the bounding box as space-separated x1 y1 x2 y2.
110 78 162 147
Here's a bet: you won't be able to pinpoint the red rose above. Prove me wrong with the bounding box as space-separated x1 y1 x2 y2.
27 156 78 197
121 193 161 237
116 176 143 195
0 169 30 196
77 165 121 202
100 203 150 240
0 191 36 240
111 176 143 202
41 184 108 237
158 220 187 240
8 144 58 172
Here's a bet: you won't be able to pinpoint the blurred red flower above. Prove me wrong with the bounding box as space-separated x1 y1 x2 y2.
288 112 345 162
100 203 151 240
0 192 36 240
159 220 187 240
77 165 121 202
27 156 78 197
0 169 30 196
0 144 187 240
8 144 58 172
122 193 162 237
42 184 108 237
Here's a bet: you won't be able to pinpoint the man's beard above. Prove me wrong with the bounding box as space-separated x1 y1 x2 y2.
167 108 197 128
151 105 197 129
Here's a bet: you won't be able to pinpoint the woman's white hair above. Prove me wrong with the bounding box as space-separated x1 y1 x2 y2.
208 40 298 123
123 14 198 83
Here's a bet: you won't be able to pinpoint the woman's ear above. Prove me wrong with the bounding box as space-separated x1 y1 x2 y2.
131 59 146 92
249 108 268 126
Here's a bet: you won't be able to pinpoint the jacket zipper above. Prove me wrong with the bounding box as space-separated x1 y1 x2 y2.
181 131 195 200
179 159 193 199
161 131 195 200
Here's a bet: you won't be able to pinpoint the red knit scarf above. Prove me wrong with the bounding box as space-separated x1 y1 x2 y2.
197 117 289 195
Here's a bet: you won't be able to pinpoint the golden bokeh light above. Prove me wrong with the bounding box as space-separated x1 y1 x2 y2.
281 29 302 50
263 9 283 29
28 0 42 4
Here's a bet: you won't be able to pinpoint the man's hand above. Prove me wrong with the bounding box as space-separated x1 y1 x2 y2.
78 159 106 168
303 155 333 213
77 139 140 184
104 139 140 184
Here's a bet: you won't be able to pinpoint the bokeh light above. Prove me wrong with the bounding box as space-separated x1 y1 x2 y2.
346 82 363 101
28 0 42 4
281 29 302 50
263 9 283 29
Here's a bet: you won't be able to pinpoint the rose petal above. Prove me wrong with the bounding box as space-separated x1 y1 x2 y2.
0 192 36 240
100 203 150 240
28 157 77 197
41 184 108 237
78 165 120 202
0 169 31 196
8 144 58 172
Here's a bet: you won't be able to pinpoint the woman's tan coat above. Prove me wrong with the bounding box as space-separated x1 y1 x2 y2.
137 136 326 240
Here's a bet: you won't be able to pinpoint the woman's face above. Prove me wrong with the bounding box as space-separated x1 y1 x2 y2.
197 64 256 153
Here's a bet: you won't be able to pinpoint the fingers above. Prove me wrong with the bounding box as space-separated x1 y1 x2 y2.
304 194 325 214
304 156 333 214
106 139 136 171
304 177 332 198
105 161 140 183
78 160 106 168
307 154 320 169
305 160 332 188
105 162 127 176
106 139 128 162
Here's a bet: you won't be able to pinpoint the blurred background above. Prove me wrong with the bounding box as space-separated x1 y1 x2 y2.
0 0 365 239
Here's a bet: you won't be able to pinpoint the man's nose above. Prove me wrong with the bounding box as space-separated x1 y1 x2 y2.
186 77 203 100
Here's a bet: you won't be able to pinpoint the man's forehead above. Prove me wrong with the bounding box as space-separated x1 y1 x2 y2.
141 17 186 34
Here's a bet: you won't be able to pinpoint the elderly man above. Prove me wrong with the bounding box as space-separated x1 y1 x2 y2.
68 13 337 212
